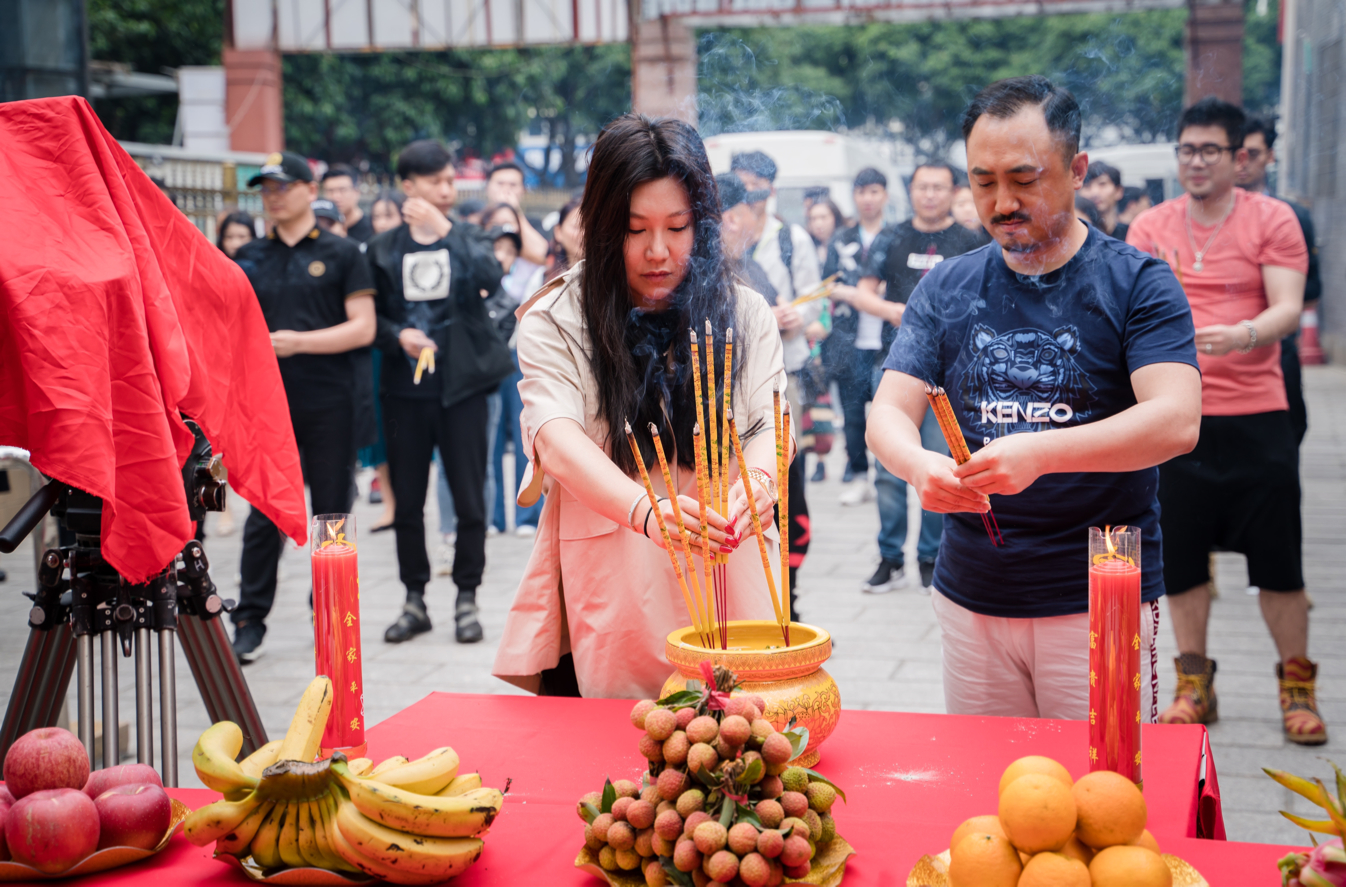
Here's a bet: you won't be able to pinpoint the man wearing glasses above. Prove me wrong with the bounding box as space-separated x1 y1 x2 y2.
231 152 377 663
1127 98 1324 746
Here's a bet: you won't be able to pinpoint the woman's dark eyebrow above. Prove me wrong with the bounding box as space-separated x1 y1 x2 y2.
629 209 694 221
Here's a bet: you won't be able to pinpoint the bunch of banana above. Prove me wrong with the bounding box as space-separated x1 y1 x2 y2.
183 675 507 884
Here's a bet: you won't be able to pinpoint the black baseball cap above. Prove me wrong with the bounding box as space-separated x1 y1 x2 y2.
248 152 315 187
717 173 769 212
310 198 344 223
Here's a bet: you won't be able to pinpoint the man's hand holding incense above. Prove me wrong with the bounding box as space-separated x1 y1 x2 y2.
953 433 1045 497
398 327 437 359
910 451 990 514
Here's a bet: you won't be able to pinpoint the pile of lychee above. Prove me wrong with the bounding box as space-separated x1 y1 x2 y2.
577 693 843 886
948 755 1171 887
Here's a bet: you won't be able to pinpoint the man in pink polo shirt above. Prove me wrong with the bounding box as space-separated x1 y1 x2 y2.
1128 97 1324 745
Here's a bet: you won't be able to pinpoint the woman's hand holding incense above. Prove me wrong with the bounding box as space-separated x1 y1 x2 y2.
911 451 990 514
645 496 735 553
725 475 778 540
953 434 1044 497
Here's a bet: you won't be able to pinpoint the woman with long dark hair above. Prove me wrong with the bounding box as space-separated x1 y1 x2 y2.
493 115 789 698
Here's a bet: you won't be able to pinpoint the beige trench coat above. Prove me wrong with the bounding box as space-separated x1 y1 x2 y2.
491 262 789 699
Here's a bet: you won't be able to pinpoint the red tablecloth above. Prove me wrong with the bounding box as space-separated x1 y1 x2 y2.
85 693 1305 885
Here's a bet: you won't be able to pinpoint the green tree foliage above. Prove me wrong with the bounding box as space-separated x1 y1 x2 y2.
88 0 223 144
283 44 630 180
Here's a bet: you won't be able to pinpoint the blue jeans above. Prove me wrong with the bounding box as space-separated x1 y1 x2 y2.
873 367 947 566
437 390 502 535
493 353 542 531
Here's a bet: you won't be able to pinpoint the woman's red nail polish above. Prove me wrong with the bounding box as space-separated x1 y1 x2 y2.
720 545 733 554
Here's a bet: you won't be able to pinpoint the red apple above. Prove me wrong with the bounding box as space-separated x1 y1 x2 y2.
6 788 99 873
94 784 171 851
0 786 13 806
83 764 162 801
3 728 89 799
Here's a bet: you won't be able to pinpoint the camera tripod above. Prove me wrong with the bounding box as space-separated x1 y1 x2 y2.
0 427 268 787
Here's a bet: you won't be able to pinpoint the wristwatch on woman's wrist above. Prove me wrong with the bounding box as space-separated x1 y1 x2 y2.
746 468 778 502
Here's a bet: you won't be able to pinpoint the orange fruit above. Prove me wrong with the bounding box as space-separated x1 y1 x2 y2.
1089 845 1172 887
1058 833 1095 866
1019 851 1091 887
950 815 1005 852
1132 828 1161 854
998 774 1076 853
998 756 1074 795
1071 771 1147 848
949 833 1022 887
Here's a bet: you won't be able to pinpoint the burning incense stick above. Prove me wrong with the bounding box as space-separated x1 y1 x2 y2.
703 322 720 544
626 421 711 647
788 273 839 308
413 346 435 384
693 423 719 649
727 409 787 644
924 385 1004 546
720 329 734 560
649 422 712 647
779 399 792 637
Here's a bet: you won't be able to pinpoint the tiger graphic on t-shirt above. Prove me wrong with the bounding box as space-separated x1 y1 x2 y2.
960 323 1097 439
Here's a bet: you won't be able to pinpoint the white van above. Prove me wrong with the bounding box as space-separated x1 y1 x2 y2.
701 130 912 227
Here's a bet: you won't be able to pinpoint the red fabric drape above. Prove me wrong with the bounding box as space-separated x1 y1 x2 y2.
0 96 307 582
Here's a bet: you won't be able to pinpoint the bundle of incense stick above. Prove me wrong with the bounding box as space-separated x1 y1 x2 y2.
924 384 1005 546
773 388 791 645
625 421 714 649
788 273 839 308
413 346 436 384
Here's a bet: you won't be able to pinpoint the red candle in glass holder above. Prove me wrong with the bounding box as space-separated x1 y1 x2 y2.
312 513 366 758
1088 525 1142 785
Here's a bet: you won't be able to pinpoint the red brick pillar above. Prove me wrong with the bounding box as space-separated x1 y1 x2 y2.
223 48 284 153
631 17 697 126
1186 0 1245 105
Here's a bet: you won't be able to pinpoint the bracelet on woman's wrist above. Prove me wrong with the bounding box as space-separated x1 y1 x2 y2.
643 498 663 538
627 493 647 531
1237 319 1257 354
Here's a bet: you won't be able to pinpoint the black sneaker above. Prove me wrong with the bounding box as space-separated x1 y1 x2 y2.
861 559 907 594
232 621 267 664
384 601 432 643
455 602 484 644
918 560 936 592
810 462 826 483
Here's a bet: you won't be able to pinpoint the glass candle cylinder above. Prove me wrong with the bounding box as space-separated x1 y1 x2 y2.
1088 525 1142 784
311 513 365 758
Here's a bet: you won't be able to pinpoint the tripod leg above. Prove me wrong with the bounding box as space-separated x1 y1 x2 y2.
157 630 177 787
0 626 77 764
177 613 268 756
134 628 153 767
100 632 118 768
78 635 94 767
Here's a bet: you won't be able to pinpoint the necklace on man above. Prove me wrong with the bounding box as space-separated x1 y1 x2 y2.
1185 191 1236 272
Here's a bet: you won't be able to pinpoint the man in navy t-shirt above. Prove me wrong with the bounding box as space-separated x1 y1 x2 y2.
867 76 1202 721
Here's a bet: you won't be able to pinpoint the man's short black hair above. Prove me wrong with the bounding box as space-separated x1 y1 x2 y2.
852 167 887 190
1121 185 1145 210
488 160 525 181
396 140 454 180
1177 97 1245 151
1074 195 1101 227
961 75 1082 159
321 163 358 183
1243 114 1278 150
911 162 958 186
730 151 778 183
1084 161 1122 189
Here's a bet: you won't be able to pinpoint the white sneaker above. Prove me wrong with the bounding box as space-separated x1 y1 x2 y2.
434 534 455 576
514 524 537 538
486 526 500 538
838 483 875 507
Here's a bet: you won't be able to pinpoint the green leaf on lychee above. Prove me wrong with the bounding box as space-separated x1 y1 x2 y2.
782 726 810 760
692 766 720 789
580 802 600 824
600 779 616 814
657 690 703 709
660 857 694 886
735 802 762 829
719 794 736 829
741 757 765 786
803 768 847 803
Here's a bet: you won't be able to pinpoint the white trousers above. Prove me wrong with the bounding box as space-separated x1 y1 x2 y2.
932 589 1160 722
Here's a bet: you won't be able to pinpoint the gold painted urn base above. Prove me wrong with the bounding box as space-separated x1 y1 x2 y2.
661 620 839 768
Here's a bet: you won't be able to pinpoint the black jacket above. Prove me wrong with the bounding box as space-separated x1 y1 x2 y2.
366 222 513 407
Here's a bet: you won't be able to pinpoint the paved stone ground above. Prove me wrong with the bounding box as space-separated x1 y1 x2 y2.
1 367 1342 845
